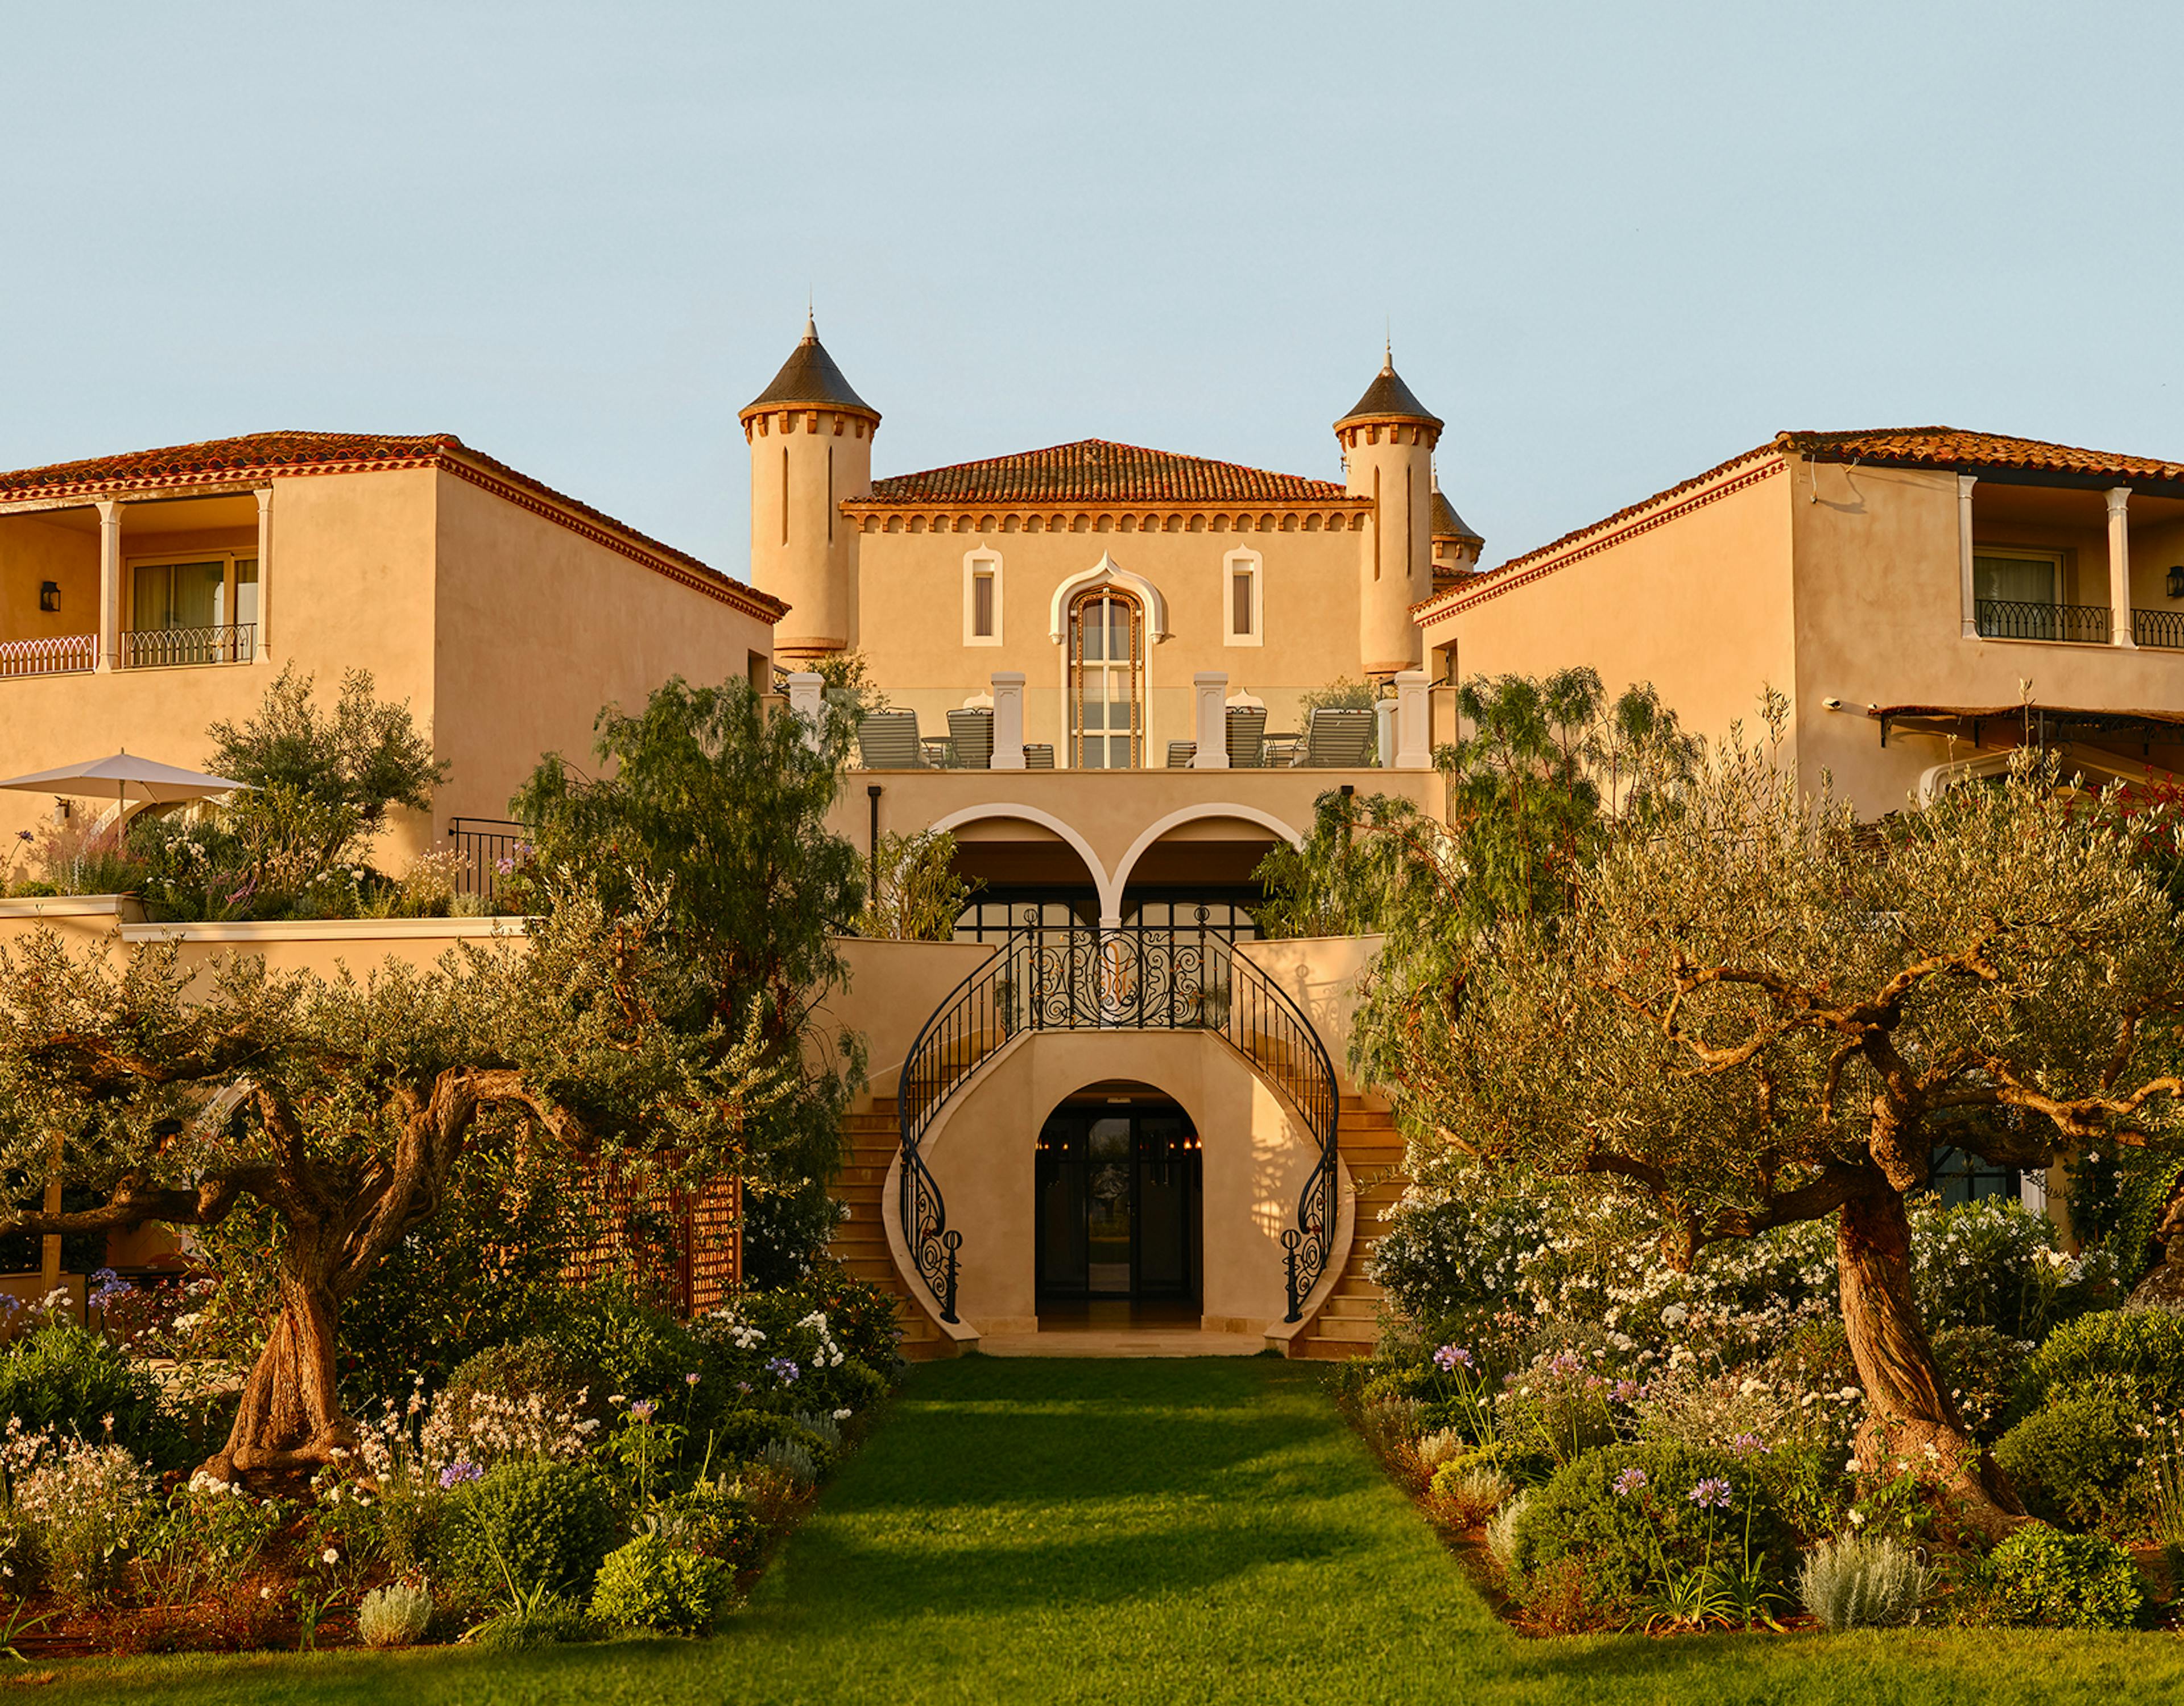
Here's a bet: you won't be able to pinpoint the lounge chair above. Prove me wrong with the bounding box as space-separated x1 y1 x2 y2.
1023 744 1054 769
1225 705 1268 768
947 707 995 770
1289 706 1376 767
855 708 927 769
1166 741 1197 768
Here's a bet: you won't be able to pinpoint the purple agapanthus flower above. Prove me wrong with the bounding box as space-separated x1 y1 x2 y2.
1612 1468 1647 1497
439 1460 482 1489
1728 1432 1768 1458
766 1357 801 1384
628 1399 657 1422
1611 1380 1642 1404
1433 1344 1474 1373
1688 1477 1732 1509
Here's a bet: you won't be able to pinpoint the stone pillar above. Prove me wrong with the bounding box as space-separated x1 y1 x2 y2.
1191 671 1228 768
2107 487 2136 647
991 671 1025 769
1375 698 1397 768
254 486 273 661
1394 669 1432 769
1957 475 1979 639
785 672 824 749
94 500 121 671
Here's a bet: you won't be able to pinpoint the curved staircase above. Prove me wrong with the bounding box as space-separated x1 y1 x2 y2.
829 1095 951 1361
1289 1095 1408 1359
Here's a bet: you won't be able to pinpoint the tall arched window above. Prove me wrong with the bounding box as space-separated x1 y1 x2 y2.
1069 588 1143 768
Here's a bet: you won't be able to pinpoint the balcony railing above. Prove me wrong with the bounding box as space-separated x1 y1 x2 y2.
117 623 257 669
2132 607 2184 649
1975 599 2111 644
0 633 98 678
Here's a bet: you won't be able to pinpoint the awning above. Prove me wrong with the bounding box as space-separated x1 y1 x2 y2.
1869 702 2184 752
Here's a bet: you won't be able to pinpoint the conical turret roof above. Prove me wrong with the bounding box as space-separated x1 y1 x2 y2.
741 314 877 420
1335 347 1442 432
1429 478 1482 546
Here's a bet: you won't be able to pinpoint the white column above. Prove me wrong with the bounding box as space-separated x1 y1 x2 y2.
2107 487 2136 647
1957 475 1979 639
1393 669 1432 769
1375 697 1397 768
785 672 824 749
94 500 121 671
1190 671 1228 768
254 486 273 661
990 671 1025 768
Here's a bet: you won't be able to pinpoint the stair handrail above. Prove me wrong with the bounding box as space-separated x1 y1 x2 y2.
892 917 1342 1324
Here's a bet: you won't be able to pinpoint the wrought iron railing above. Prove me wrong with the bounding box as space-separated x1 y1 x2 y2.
894 910 1341 1324
117 623 256 668
448 817 531 900
0 633 97 678
2133 607 2184 649
1975 599 2109 644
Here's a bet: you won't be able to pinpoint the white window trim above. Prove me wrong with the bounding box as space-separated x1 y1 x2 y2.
1222 548 1264 647
963 549 1003 646
1971 544 2069 606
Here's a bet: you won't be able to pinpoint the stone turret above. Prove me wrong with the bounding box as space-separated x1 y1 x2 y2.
739 314 879 661
1335 349 1441 674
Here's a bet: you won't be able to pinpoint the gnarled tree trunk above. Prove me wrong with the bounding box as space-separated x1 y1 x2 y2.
202 1216 359 1480
1836 1189 2025 1541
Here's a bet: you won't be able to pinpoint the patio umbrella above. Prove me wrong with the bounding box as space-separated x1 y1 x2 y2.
0 750 251 826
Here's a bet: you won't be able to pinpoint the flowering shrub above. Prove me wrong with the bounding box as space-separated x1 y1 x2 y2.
424 1339 602 1472
0 1307 160 1451
1508 1442 1790 1619
140 1474 287 1604
10 1431 160 1603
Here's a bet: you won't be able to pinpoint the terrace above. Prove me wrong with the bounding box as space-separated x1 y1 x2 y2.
1963 478 2184 651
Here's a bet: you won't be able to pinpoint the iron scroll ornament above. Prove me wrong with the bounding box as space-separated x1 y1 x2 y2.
894 913 1342 1327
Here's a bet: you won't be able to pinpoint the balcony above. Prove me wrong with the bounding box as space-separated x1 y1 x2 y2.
116 623 257 669
0 635 98 679
1974 599 2184 649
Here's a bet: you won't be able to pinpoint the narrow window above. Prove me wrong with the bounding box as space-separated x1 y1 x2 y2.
1232 569 1253 636
1405 466 1414 579
1372 467 1383 580
827 445 834 543
780 448 790 545
964 553 1003 644
973 570 995 637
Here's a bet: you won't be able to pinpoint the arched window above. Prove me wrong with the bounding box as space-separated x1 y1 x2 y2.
1069 588 1143 769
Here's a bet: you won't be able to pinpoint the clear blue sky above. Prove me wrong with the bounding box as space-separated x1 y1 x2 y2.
4 1 2179 578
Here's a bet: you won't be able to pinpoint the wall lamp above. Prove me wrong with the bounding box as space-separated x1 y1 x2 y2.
37 582 59 612
2167 565 2184 600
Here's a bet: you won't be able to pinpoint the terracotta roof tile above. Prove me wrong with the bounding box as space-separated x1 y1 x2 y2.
855 438 1352 508
1774 426 2184 486
0 430 784 619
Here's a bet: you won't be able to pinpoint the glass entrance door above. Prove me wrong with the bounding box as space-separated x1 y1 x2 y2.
1036 1099 1201 1302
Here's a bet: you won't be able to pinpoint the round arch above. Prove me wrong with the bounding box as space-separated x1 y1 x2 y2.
925 802 1115 917
1047 550 1171 642
1108 804 1307 924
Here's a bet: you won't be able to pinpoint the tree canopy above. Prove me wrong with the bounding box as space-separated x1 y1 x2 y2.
511 676 866 1281
1360 719 2184 1537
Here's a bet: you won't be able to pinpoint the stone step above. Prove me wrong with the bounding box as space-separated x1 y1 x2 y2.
1319 1294 1380 1320
1308 1315 1377 1343
1294 1338 1374 1361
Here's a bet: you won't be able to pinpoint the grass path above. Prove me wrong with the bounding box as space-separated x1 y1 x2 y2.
43 1355 2184 1704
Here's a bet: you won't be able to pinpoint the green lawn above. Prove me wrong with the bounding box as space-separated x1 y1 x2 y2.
39 1355 2184 1704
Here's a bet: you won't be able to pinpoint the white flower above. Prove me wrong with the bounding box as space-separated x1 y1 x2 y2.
321 1546 338 1564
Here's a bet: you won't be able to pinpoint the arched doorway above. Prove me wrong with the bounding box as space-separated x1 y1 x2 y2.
1035 1080 1201 1317
1068 588 1144 768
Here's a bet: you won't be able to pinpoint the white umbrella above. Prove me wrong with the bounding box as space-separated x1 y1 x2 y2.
0 751 251 827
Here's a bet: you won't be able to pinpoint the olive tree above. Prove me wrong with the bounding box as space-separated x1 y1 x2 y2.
0 887 777 1479
1360 731 2184 1538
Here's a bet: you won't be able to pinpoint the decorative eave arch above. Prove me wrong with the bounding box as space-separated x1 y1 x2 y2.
923 802 1116 917
1110 804 1308 920
1046 552 1170 643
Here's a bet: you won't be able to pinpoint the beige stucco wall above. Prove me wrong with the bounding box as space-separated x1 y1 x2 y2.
1789 459 2184 814
429 469 779 831
847 517 1370 756
915 1027 1319 1336
0 513 98 651
1236 933 1384 1091
818 936 994 1094
1420 459 1801 776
